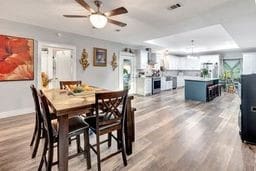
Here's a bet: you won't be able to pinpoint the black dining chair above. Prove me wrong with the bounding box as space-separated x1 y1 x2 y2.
38 90 91 171
30 84 57 158
84 90 128 171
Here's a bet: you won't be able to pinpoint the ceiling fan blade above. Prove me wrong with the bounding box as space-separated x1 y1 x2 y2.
105 7 128 17
75 0 95 13
63 15 87 18
108 19 127 27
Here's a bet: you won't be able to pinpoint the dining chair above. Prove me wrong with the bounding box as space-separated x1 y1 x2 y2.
38 91 91 171
30 84 57 158
59 80 82 90
85 90 128 171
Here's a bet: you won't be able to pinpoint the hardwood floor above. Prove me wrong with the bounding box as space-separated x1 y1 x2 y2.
1 88 256 171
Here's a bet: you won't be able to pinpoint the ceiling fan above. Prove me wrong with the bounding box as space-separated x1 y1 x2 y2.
63 0 128 29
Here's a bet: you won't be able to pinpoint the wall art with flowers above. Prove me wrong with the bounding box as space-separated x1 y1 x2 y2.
0 34 34 81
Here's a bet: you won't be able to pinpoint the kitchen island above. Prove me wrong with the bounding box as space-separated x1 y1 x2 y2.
184 77 219 102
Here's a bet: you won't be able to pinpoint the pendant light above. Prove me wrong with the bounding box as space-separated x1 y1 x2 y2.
187 40 198 59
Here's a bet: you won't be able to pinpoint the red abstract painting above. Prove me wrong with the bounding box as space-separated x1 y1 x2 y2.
0 35 34 81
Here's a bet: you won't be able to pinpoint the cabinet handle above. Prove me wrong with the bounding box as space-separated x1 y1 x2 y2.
251 106 256 112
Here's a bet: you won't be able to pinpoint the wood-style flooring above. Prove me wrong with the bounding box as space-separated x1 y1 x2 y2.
1 88 256 171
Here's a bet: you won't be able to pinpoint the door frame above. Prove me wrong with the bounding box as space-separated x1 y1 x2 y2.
37 41 76 88
119 52 136 94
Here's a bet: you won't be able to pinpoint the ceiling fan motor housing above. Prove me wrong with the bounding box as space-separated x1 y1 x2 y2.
94 0 103 9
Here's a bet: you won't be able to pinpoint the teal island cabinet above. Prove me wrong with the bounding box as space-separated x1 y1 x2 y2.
184 77 219 102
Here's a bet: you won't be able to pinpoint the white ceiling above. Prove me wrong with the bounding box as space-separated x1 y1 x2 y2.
0 0 256 51
145 24 239 54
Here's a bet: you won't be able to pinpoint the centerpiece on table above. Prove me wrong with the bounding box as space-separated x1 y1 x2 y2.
67 84 94 96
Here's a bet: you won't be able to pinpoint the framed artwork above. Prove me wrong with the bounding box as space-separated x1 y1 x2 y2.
93 47 107 66
0 34 34 81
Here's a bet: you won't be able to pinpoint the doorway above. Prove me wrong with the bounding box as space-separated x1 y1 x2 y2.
119 53 136 94
38 43 76 89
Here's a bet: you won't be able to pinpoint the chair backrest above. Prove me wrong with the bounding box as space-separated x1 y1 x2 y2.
30 84 43 123
38 90 55 144
59 81 82 90
95 90 128 129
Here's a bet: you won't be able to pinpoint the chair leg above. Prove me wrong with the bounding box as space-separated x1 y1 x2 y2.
84 130 91 169
57 141 59 165
96 133 101 171
46 143 54 171
69 138 71 145
38 134 48 171
32 124 41 158
117 130 122 149
30 115 38 146
120 129 127 166
108 133 112 148
76 135 81 153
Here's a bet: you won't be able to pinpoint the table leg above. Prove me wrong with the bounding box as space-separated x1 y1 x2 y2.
58 115 69 171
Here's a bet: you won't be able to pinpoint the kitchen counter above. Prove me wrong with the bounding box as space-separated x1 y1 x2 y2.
184 77 219 82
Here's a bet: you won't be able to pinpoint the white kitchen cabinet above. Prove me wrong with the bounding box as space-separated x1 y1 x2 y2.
136 77 152 96
164 55 201 70
161 77 166 91
179 57 186 70
161 77 173 91
243 53 256 74
165 80 173 90
177 76 185 87
136 50 148 69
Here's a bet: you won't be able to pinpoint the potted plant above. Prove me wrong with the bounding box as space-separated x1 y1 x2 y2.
201 68 209 78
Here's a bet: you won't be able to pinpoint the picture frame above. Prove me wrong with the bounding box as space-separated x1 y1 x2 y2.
0 34 34 81
93 47 107 67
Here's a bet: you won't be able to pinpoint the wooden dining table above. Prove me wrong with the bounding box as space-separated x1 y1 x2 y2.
43 88 135 171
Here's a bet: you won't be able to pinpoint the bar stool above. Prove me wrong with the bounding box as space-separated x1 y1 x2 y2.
207 85 214 101
213 85 218 98
218 84 223 96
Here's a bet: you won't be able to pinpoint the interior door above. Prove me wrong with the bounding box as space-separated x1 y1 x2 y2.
119 55 136 94
40 47 74 88
55 50 73 81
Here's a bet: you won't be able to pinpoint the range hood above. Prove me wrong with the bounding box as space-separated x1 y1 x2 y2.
146 48 157 65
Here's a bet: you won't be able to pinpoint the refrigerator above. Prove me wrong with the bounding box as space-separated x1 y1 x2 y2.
240 74 256 143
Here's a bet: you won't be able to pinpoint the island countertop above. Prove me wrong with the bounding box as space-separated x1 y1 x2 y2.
184 77 219 82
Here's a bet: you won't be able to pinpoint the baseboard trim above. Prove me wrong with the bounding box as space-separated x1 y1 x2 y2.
0 108 34 119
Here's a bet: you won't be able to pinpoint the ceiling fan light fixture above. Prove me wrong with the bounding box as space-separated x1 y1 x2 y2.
89 13 107 28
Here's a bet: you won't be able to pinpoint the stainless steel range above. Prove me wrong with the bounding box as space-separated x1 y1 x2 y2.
152 77 161 94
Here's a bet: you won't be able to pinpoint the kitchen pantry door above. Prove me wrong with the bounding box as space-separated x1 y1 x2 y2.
119 53 136 94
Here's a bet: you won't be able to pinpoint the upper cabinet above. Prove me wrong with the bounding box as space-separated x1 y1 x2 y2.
136 50 148 69
163 55 220 71
163 55 201 70
243 53 256 74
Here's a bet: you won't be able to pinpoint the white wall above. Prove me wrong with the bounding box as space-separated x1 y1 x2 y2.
0 19 136 118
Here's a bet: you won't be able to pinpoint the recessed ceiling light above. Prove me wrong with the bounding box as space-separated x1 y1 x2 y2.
115 29 121 32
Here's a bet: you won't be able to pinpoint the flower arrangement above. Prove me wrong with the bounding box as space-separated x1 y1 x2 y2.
41 72 52 88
